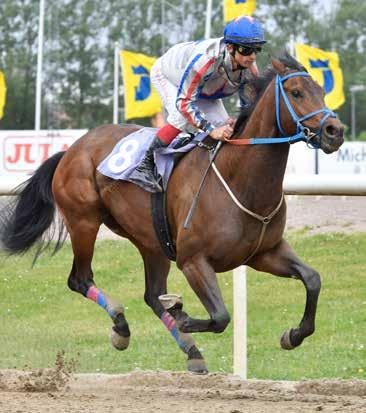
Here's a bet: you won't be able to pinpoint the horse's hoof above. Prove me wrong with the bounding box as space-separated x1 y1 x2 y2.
280 329 295 350
110 327 130 351
159 294 183 310
187 358 208 375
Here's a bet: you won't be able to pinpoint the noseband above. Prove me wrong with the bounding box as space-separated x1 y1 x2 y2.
227 71 337 147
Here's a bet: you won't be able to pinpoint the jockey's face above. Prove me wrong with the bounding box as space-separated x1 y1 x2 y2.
227 44 257 71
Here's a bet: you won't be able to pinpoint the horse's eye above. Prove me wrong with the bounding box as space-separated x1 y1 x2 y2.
291 90 301 98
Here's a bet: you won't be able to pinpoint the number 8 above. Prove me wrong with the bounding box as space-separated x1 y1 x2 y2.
107 139 140 173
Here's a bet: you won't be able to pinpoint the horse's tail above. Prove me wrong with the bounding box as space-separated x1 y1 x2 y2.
0 151 67 260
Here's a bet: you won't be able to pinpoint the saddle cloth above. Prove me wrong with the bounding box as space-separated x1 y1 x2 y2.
97 127 207 191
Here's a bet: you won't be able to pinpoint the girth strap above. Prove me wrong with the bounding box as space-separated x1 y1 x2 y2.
212 162 284 264
151 191 177 261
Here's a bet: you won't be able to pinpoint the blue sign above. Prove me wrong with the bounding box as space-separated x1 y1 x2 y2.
309 59 334 94
132 65 151 101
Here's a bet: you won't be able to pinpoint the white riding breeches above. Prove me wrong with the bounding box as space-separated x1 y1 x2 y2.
150 59 229 134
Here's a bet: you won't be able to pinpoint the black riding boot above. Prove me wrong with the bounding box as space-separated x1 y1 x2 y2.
130 136 168 192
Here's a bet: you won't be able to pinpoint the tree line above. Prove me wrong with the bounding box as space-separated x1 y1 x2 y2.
0 0 365 139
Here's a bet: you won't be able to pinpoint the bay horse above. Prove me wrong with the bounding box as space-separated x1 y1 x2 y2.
0 55 344 374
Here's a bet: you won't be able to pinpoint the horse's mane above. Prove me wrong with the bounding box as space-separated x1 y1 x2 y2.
233 52 307 136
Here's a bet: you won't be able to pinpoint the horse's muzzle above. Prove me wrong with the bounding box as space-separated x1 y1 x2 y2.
320 118 344 154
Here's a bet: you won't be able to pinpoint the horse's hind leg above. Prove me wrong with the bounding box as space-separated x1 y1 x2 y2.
141 250 208 374
63 210 131 350
249 238 321 350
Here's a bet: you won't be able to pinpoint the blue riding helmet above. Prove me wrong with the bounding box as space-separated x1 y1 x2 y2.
224 15 266 45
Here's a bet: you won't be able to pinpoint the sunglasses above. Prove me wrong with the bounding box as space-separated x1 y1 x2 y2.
236 45 262 56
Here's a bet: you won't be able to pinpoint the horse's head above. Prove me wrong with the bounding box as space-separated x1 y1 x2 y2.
271 56 344 154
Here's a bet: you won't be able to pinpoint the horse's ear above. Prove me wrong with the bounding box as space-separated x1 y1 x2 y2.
271 57 287 76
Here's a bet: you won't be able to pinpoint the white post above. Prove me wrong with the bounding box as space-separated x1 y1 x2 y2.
204 0 212 39
288 34 296 56
113 42 120 124
181 3 186 41
351 89 356 140
233 265 247 379
161 0 166 52
349 85 366 140
35 0 45 132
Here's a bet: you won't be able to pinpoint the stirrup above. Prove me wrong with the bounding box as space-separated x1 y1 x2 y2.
129 167 163 192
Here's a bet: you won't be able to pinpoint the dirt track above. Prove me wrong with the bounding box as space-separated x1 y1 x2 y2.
284 196 366 234
0 369 365 413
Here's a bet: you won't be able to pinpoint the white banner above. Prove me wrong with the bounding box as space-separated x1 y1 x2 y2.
286 142 316 174
0 130 87 175
286 141 366 175
318 142 366 174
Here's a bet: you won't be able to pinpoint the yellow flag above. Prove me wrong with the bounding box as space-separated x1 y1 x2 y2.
120 50 162 120
295 44 345 110
0 71 6 119
223 0 256 22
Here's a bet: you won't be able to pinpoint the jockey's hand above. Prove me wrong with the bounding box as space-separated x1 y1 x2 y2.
209 124 234 141
226 117 236 127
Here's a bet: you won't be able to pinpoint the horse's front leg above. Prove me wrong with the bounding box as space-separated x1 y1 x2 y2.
249 238 321 349
141 250 208 374
172 254 231 334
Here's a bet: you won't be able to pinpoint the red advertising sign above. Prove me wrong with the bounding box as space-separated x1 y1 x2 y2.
0 130 87 174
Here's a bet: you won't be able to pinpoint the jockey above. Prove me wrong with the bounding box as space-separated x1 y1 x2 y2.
131 15 266 192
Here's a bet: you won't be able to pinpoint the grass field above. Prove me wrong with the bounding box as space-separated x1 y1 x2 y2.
0 231 365 380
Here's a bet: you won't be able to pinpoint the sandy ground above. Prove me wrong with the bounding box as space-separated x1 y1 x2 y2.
0 369 365 413
284 195 366 234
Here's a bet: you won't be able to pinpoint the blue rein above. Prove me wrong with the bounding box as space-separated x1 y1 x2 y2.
249 71 337 148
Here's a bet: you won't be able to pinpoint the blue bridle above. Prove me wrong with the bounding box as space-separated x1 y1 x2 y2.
238 71 337 147
275 71 336 147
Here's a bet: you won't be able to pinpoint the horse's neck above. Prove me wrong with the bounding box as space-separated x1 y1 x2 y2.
219 85 289 211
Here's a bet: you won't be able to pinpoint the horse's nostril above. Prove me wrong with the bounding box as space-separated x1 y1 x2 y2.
325 124 337 137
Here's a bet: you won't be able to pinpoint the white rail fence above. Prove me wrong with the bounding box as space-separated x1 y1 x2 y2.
2 174 366 196
2 174 366 378
0 176 30 195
